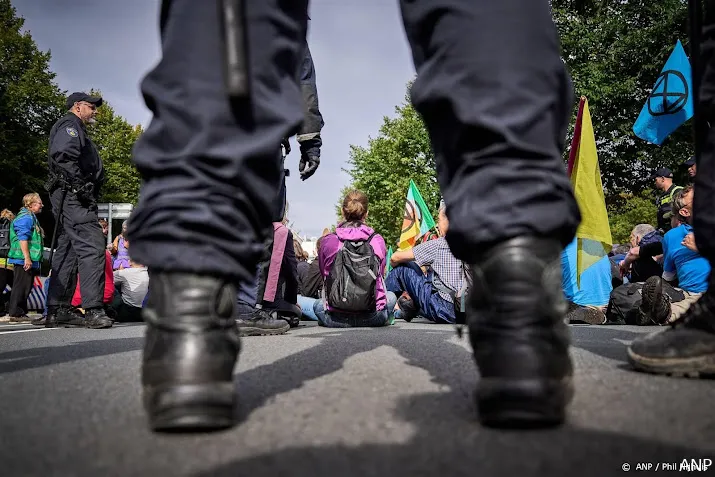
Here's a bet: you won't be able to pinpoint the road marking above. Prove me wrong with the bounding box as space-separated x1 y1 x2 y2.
0 328 55 335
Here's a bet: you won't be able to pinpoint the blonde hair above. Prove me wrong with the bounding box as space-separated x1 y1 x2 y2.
341 190 368 222
22 193 41 208
1 209 15 221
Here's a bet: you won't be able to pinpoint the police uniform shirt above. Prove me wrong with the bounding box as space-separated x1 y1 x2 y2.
48 113 104 187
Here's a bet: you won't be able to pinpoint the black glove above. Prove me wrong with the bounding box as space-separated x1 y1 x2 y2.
281 137 291 156
299 153 320 181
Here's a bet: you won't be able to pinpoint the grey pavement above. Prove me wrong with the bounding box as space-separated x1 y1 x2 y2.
0 320 713 477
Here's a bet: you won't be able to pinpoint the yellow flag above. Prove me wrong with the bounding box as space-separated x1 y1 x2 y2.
568 97 612 287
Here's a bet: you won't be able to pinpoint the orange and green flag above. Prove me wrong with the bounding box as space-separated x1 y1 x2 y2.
567 97 612 287
398 180 436 250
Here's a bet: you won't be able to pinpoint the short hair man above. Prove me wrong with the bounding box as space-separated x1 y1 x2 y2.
45 92 111 329
650 167 683 233
682 156 697 181
386 200 466 324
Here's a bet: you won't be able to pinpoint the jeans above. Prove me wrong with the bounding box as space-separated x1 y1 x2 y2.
385 262 456 324
314 291 397 328
297 295 319 321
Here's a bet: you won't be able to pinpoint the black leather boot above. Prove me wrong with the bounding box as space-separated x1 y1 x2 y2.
142 272 241 432
468 236 572 428
45 306 85 328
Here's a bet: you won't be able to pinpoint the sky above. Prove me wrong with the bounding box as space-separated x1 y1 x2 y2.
12 0 416 239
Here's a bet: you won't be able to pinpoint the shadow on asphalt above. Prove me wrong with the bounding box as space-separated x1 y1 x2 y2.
0 337 144 374
195 326 707 477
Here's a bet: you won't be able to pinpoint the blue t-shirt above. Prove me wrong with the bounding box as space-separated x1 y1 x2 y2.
561 239 613 306
662 224 711 293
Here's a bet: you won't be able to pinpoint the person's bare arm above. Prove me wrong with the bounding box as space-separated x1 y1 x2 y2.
390 249 415 268
20 241 31 270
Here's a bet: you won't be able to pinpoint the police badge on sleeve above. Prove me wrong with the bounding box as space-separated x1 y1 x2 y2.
66 127 78 137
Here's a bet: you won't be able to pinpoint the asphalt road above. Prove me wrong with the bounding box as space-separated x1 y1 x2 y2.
1 320 713 477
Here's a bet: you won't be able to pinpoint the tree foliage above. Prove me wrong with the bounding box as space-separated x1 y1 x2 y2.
86 90 143 204
343 91 441 247
0 1 143 234
345 1 692 242
0 0 64 209
553 0 692 194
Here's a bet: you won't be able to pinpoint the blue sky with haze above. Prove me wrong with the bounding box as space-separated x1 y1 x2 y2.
13 0 416 238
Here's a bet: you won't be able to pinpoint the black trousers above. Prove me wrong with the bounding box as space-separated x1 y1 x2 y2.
0 266 13 310
127 0 580 279
695 8 715 262
46 189 106 309
7 266 37 317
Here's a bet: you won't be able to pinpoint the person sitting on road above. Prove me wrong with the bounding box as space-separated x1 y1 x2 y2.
639 186 710 325
313 190 396 328
617 224 663 283
296 232 327 321
386 199 465 324
111 221 131 270
111 259 149 322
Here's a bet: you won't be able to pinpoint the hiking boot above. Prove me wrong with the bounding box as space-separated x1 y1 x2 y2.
84 308 113 329
566 306 606 325
468 236 572 429
639 276 672 325
396 296 418 322
628 286 715 377
142 272 240 432
236 308 290 336
47 306 85 328
32 315 47 326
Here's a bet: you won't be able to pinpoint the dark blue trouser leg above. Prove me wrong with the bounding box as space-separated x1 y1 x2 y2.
399 0 580 261
386 263 455 323
127 0 309 283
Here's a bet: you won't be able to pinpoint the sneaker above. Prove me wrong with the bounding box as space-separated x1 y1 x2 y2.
236 308 289 336
9 315 32 323
84 308 113 329
639 276 672 325
566 306 606 325
32 315 47 326
628 289 715 377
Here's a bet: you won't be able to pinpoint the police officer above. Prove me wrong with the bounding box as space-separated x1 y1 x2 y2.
45 92 112 329
682 156 697 181
128 0 579 433
650 167 683 233
237 40 324 335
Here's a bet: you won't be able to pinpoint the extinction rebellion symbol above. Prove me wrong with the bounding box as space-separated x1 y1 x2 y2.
647 70 689 116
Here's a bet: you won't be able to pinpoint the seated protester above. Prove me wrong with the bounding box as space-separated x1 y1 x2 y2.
72 248 115 311
386 200 465 324
618 224 664 283
255 221 302 327
297 232 328 321
640 185 711 325
111 260 149 322
314 190 396 328
294 238 310 288
561 238 613 325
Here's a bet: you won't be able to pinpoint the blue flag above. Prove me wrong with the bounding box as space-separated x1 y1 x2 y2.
633 40 694 145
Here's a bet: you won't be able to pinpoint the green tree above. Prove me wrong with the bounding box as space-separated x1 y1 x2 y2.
0 0 64 209
553 0 692 194
343 90 441 247
607 192 658 244
86 91 143 204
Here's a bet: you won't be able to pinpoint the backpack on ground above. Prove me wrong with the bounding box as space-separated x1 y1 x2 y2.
605 282 644 325
325 232 380 312
0 218 10 259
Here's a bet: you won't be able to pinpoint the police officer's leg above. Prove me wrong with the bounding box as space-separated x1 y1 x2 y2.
69 219 110 328
399 0 579 428
46 190 82 328
128 0 307 431
628 7 715 376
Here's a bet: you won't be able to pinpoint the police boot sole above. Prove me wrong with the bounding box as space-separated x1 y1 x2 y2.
476 377 573 429
239 324 290 336
85 320 113 329
144 383 236 432
627 348 715 378
57 321 85 328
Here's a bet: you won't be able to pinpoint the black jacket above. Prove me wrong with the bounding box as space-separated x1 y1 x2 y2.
48 113 104 191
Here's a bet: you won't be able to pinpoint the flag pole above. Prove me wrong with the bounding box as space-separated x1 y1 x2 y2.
567 96 586 178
